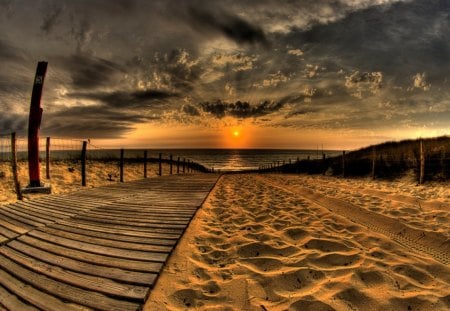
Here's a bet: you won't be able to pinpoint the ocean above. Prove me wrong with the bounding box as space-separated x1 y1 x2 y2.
88 149 341 172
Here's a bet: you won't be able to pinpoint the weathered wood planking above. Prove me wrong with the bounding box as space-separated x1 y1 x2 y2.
0 174 219 310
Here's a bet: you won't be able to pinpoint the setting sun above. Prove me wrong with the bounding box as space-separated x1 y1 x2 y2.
233 130 240 137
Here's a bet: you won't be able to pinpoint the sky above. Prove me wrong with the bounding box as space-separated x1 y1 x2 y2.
0 0 449 149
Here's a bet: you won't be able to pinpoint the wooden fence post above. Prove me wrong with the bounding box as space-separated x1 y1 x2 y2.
170 154 173 175
158 153 162 176
120 148 124 182
342 151 346 178
177 157 180 174
46 136 50 179
143 150 147 178
419 139 425 184
81 141 87 186
10 133 23 200
371 146 376 180
183 158 186 173
322 153 326 175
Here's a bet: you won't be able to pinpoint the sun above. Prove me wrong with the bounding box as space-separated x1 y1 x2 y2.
233 130 240 137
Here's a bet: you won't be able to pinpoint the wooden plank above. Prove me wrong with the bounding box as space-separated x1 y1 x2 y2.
47 222 177 246
73 212 190 225
8 240 156 285
81 208 193 220
8 203 63 222
40 227 173 253
11 201 74 218
28 230 169 262
0 268 85 311
0 205 55 225
18 235 163 272
70 215 187 229
0 224 18 239
0 254 140 311
0 284 40 311
55 219 180 240
0 209 46 229
0 246 149 300
0 217 30 235
63 218 184 234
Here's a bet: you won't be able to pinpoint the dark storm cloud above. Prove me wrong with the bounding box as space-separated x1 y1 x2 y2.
0 38 24 61
42 105 153 138
0 113 27 134
182 104 200 116
200 100 285 119
291 0 450 82
40 5 63 34
67 89 178 108
60 54 124 90
188 6 269 46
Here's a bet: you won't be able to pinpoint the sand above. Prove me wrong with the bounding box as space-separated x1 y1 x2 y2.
0 160 171 204
145 174 450 310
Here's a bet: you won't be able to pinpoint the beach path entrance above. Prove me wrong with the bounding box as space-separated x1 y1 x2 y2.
0 174 219 311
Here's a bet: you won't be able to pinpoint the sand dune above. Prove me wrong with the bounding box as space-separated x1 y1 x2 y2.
145 174 450 310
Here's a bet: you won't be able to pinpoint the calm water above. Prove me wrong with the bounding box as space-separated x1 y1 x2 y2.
99 149 340 171
2 149 341 172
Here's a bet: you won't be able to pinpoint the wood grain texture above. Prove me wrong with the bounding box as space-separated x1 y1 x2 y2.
0 174 219 310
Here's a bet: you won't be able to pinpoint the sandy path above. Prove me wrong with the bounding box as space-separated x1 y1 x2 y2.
145 174 450 310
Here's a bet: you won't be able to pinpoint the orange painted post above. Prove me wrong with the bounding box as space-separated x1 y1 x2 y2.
27 61 48 187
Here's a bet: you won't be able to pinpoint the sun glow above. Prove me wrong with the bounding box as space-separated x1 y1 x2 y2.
233 130 240 137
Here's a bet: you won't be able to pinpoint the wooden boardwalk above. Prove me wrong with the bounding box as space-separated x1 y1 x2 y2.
0 174 219 311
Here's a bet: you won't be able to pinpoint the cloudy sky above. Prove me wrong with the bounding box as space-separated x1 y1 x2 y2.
1 0 449 149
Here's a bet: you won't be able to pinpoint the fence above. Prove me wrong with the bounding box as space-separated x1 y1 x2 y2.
258 136 450 183
0 133 212 201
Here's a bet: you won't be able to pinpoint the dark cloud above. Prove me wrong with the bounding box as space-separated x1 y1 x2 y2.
67 89 178 108
0 113 27 135
188 7 269 46
41 5 63 34
42 105 152 138
200 100 284 119
291 0 450 82
182 104 200 116
0 38 24 61
285 108 318 119
60 54 124 90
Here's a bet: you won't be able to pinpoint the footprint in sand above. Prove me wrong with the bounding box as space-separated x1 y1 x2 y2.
237 242 298 258
283 227 310 241
241 257 285 273
288 297 335 311
303 238 355 253
170 288 203 308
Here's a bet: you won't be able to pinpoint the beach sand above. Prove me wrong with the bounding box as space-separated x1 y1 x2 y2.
145 174 450 310
0 160 171 204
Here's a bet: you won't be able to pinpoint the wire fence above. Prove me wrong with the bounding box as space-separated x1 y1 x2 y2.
260 136 450 183
0 134 213 202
